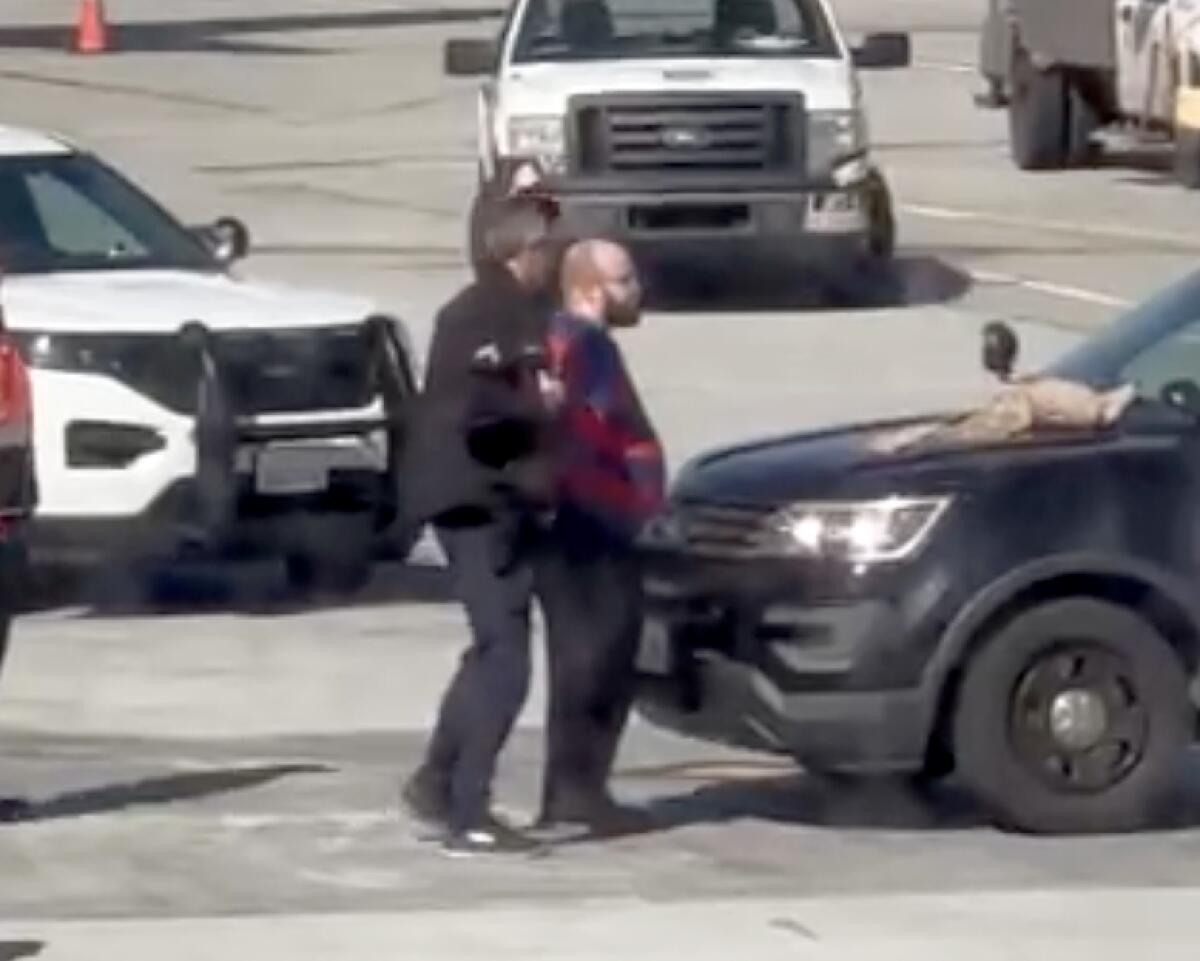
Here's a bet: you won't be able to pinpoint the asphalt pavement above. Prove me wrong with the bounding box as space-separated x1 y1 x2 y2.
5 1 1200 957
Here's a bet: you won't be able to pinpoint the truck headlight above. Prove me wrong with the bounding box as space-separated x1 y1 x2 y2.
764 495 951 562
507 115 566 172
807 109 866 179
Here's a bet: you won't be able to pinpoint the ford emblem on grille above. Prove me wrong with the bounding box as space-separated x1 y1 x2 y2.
661 125 710 149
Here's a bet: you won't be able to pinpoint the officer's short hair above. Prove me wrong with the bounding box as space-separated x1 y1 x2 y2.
480 196 552 266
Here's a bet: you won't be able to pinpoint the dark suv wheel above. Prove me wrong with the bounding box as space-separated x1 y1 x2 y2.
953 598 1190 833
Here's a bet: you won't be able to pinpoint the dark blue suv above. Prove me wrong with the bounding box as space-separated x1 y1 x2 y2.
636 268 1200 834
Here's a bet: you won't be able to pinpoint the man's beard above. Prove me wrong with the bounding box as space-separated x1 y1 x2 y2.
605 296 641 328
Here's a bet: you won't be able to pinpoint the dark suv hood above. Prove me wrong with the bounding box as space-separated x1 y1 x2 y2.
672 416 940 506
670 405 1184 508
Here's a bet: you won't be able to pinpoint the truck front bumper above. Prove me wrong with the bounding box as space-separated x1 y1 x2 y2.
553 185 872 260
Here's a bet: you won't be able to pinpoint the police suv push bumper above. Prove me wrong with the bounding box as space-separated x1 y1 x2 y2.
28 316 414 561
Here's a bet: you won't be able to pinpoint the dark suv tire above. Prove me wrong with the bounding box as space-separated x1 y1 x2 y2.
953 598 1190 834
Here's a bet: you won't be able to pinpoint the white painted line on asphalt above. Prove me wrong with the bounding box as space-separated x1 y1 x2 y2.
902 202 1200 250
968 267 1132 308
913 60 976 74
1018 279 1132 308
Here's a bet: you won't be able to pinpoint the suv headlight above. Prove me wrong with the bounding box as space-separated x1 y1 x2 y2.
807 109 867 180
507 115 566 173
764 495 951 563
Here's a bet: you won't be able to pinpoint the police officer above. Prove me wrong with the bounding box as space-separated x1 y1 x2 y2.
402 196 560 856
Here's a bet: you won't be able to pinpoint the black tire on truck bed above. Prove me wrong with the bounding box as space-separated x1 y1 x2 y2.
1009 46 1070 170
953 598 1189 834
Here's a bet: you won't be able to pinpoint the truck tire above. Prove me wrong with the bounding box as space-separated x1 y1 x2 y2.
953 598 1189 834
1175 128 1200 189
1066 81 1100 167
1009 47 1069 170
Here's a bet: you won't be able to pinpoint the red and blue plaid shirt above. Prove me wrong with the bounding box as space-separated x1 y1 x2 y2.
546 311 665 541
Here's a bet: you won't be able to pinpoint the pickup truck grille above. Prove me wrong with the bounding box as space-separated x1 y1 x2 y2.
574 94 800 175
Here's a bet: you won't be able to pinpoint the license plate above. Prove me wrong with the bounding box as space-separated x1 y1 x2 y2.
636 619 673 675
807 192 866 234
255 445 330 496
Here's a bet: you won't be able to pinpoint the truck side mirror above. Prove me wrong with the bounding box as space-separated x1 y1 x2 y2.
445 38 497 76
852 32 912 69
982 320 1019 381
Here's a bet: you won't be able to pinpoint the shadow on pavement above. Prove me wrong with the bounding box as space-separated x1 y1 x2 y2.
0 8 503 56
14 763 330 823
632 770 986 834
20 558 455 620
645 254 972 314
0 944 43 961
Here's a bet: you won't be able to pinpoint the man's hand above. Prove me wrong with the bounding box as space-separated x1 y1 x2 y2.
538 371 565 413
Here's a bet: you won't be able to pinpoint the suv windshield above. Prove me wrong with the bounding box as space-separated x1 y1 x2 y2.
510 0 840 62
0 153 217 275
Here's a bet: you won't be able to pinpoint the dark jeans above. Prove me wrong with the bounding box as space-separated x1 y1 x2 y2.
535 507 644 818
418 513 537 831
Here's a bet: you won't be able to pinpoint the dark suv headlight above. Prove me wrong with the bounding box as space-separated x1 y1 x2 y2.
763 495 952 563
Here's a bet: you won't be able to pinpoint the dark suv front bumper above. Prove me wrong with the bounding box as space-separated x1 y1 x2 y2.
633 551 956 772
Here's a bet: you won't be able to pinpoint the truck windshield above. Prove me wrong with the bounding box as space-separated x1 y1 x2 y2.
0 153 217 275
510 0 840 62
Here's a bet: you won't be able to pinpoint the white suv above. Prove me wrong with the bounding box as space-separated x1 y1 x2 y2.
0 126 417 593
445 0 909 282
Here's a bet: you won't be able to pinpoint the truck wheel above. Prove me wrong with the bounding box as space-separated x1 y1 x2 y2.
953 598 1189 834
1175 128 1200 189
1009 48 1069 170
468 189 488 269
1065 81 1100 167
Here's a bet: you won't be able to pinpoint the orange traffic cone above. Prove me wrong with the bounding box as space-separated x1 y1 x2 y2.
73 0 110 55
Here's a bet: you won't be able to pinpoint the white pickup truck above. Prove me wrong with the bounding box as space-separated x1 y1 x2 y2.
444 0 910 285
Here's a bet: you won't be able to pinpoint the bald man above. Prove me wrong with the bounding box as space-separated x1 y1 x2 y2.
535 240 665 835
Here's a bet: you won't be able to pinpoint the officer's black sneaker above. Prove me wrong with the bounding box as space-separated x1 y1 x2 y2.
440 818 547 859
535 795 657 839
400 770 450 828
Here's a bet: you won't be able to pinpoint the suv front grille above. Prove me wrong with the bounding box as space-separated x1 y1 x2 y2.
676 502 777 558
216 326 375 416
23 324 375 417
575 94 801 175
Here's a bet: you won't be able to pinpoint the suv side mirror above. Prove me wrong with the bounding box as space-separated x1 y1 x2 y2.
982 320 1019 381
445 38 497 76
852 32 912 69
208 217 250 264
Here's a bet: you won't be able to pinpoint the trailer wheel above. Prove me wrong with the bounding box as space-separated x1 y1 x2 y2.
1009 47 1069 170
1175 128 1200 189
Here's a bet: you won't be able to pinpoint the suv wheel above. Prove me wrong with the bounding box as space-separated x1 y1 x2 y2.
953 598 1189 834
0 614 9 681
285 550 371 597
284 516 374 597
